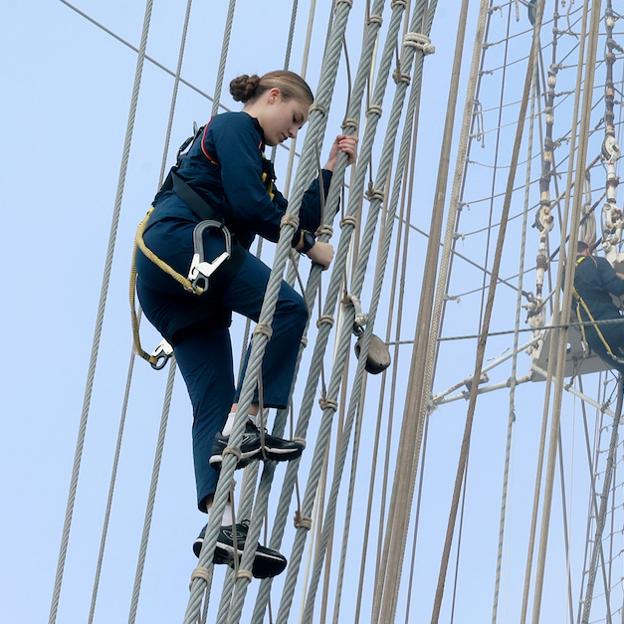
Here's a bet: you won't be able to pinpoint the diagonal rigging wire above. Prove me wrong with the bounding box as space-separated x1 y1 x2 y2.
371 0 477 621
448 3 517 620
491 64 536 624
397 2 501 622
527 1 601 620
47 2 155 623
57 0 302 160
88 2 195 623
429 1 546 620
371 0 488 620
127 0 199 619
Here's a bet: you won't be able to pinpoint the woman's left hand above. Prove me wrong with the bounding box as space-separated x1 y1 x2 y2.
324 134 358 171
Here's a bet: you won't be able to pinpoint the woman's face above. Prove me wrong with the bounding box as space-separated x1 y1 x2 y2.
258 88 310 146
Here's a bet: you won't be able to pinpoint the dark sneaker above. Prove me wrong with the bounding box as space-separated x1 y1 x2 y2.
193 520 287 578
209 421 263 469
209 420 304 469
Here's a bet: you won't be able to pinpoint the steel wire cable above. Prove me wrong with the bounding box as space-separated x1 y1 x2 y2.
223 1 391 621
370 0 488 620
353 48 423 624
528 2 602 621
48 3 155 622
491 57 537 624
183 2 357 622
427 1 547 620
87 2 195 622
214 3 305 619
250 2 416 620
273 4 435 621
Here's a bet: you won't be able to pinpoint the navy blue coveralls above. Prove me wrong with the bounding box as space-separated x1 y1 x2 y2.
135 111 332 510
574 254 624 374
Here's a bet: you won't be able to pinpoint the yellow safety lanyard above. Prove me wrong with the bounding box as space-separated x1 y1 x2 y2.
129 207 205 367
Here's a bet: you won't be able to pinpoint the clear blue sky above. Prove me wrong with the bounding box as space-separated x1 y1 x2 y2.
1 1 616 622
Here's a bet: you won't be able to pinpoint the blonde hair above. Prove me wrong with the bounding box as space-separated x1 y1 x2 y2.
229 70 314 105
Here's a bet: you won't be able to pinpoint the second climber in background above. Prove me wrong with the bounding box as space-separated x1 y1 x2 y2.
573 241 624 375
134 70 357 577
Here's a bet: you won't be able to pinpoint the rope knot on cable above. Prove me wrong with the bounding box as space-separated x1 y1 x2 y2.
254 323 273 339
294 511 312 530
404 32 435 55
316 224 334 238
342 117 358 131
319 397 338 411
391 0 407 7
281 214 299 230
367 104 382 117
317 314 335 328
367 14 383 26
189 566 211 589
236 569 253 581
300 335 308 348
365 184 385 202
291 436 306 447
340 215 357 228
223 446 242 461
308 102 328 117
392 68 411 85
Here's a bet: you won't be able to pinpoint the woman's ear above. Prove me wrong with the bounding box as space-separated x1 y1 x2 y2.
268 87 281 103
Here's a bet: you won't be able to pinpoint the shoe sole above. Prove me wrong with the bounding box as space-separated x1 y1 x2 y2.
193 539 287 578
209 445 303 467
208 447 260 467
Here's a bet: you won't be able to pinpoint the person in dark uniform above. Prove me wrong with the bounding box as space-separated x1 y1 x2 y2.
134 70 357 577
573 241 624 375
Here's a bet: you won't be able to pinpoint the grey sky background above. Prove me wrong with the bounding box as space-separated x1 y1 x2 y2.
1 1 615 622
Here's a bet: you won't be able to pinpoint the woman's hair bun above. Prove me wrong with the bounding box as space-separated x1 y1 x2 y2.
229 74 261 103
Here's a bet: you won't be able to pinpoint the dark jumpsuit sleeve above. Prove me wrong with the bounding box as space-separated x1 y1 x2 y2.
212 116 334 246
269 169 333 237
598 257 624 297
300 169 333 233
211 116 298 244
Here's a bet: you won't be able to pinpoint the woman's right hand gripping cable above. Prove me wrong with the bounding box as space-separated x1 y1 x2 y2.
306 241 334 270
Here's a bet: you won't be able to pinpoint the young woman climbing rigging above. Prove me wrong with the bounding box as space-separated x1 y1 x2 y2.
134 70 357 577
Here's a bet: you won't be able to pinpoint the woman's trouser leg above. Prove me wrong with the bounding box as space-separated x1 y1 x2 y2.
224 250 308 410
173 325 235 511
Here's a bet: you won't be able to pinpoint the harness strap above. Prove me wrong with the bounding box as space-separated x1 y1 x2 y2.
130 207 205 367
170 170 233 223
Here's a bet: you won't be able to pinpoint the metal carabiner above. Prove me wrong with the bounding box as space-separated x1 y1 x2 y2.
187 219 232 292
150 338 174 370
